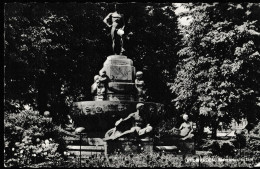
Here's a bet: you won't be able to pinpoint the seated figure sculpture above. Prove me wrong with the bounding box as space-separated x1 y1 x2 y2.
104 103 153 140
169 114 194 141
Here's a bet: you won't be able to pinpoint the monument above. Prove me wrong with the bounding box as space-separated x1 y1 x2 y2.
70 5 165 154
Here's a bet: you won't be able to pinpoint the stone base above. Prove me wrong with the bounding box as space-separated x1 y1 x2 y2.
108 82 135 94
107 94 135 101
155 136 195 154
155 146 178 153
180 140 195 154
105 138 153 154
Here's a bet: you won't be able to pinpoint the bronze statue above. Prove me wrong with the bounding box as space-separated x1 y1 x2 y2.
169 114 194 140
98 70 110 100
135 71 147 102
104 103 153 140
91 71 110 100
103 4 125 55
91 75 100 95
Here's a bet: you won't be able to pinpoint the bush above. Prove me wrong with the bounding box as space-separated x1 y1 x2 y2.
153 118 177 138
4 110 66 167
201 139 235 157
44 152 258 168
246 122 260 151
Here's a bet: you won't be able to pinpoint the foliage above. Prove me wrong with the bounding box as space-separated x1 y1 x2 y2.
23 152 259 168
123 3 182 104
201 139 235 156
246 122 260 151
4 3 74 114
153 117 178 139
4 110 66 167
4 3 181 124
169 3 260 138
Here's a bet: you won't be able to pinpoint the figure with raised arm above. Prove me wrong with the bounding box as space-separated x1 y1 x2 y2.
104 103 153 140
103 3 125 55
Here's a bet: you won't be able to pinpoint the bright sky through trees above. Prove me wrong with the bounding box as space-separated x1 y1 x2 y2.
174 3 192 26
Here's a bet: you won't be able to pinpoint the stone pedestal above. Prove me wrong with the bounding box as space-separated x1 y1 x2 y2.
100 55 135 82
105 138 153 154
155 136 195 154
181 139 195 154
97 55 136 101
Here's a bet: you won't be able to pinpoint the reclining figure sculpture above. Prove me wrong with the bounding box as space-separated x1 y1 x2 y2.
104 103 153 140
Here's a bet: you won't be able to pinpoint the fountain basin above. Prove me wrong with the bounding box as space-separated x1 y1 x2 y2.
71 101 165 137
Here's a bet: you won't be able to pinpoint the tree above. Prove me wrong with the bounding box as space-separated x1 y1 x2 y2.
170 3 260 138
5 3 181 123
4 3 110 118
4 3 74 116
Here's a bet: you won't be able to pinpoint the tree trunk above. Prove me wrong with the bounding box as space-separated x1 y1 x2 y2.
197 121 205 138
211 120 219 139
36 72 49 115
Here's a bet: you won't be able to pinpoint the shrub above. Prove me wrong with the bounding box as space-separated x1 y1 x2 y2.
201 139 235 157
246 122 260 151
4 110 66 167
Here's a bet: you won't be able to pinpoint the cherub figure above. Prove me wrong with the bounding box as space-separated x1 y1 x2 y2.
135 71 147 102
91 75 100 95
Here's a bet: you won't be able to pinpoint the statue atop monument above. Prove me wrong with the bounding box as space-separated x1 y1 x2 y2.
103 3 125 55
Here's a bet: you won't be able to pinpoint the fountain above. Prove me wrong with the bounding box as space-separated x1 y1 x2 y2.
69 7 165 154
71 54 164 152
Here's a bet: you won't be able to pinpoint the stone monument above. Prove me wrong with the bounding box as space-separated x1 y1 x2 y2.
70 7 164 154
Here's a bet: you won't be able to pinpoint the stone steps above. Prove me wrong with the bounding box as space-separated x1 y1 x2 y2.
68 151 104 157
64 137 105 146
66 145 106 157
64 136 107 157
67 145 105 151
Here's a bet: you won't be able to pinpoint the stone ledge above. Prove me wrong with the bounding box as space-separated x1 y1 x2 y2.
106 94 135 101
68 151 103 156
104 58 133 66
155 146 178 151
107 55 128 59
67 145 104 151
